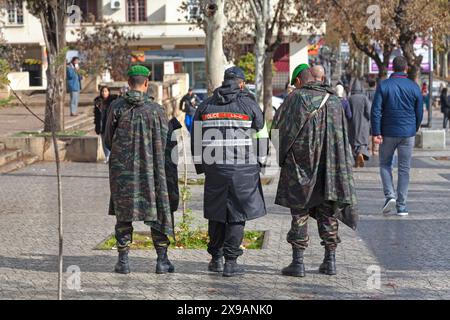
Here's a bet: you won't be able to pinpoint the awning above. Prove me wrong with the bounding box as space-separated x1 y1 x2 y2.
145 49 205 62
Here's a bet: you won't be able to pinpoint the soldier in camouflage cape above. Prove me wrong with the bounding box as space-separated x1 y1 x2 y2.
105 65 175 275
271 66 358 277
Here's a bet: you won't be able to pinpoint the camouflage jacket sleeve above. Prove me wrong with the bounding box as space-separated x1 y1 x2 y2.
270 91 308 166
104 99 122 150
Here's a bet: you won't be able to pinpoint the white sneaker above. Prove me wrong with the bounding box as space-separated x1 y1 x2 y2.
382 198 396 214
396 209 409 216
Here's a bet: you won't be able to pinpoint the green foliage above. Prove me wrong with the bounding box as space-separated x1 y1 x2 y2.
173 208 209 249
13 130 88 137
0 96 14 108
96 229 265 250
237 52 256 83
178 178 205 185
0 59 10 87
54 47 69 69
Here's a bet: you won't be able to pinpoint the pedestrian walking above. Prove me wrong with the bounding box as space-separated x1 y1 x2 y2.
104 65 176 275
180 88 199 133
348 79 372 167
94 85 118 163
371 56 423 216
440 87 450 130
366 79 377 103
366 79 379 155
271 65 358 278
336 84 352 120
191 66 267 277
67 57 82 116
422 82 429 112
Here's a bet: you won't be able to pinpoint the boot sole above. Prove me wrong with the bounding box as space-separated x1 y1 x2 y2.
281 272 305 277
208 267 224 273
114 268 130 274
319 269 336 275
222 272 244 277
156 267 175 274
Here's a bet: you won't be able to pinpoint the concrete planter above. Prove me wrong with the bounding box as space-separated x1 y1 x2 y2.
415 129 446 150
0 135 105 162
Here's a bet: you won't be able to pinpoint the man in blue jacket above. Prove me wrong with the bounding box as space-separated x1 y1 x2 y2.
371 56 423 216
67 57 82 116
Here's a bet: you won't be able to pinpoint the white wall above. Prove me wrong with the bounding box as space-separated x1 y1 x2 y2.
101 0 126 22
1 6 44 45
289 38 309 82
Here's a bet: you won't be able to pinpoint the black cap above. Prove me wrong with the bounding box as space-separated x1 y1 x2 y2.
224 66 246 81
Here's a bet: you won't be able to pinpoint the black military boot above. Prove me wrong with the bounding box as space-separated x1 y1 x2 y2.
319 248 337 275
208 256 224 273
114 250 130 274
155 247 175 274
281 247 305 277
222 259 245 277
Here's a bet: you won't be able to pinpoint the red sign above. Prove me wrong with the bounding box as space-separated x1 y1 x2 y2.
202 113 250 121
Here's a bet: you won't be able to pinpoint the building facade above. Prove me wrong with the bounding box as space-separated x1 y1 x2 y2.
1 0 319 91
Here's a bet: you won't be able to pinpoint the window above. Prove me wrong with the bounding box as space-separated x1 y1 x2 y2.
127 0 147 22
187 0 201 20
182 61 206 89
7 0 24 25
73 0 100 22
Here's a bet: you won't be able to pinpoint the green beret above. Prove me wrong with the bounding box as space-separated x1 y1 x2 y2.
127 65 151 77
290 63 309 85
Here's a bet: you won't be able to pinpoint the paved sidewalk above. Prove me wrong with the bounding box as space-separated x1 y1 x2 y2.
1 139 450 300
0 96 95 136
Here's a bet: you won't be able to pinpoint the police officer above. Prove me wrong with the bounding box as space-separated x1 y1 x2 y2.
191 67 267 277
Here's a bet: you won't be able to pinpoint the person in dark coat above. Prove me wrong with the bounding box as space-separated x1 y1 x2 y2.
191 66 266 277
336 84 352 120
165 116 183 213
366 79 377 103
440 87 450 130
180 88 200 133
348 79 372 167
365 79 378 155
94 86 118 162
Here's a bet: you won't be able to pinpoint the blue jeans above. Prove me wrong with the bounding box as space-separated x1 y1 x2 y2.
184 114 193 133
70 91 80 115
379 136 415 211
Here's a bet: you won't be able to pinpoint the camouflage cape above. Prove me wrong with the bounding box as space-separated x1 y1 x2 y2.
271 82 358 230
104 90 173 236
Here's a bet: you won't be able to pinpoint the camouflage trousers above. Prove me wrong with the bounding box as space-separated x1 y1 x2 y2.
287 201 341 250
115 221 170 252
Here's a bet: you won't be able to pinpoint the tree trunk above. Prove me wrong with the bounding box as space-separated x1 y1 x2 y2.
44 59 65 132
254 23 266 109
443 51 449 79
38 3 67 132
263 50 274 122
205 0 227 95
433 50 442 75
249 0 270 109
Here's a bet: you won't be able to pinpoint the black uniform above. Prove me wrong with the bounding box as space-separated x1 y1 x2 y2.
191 79 266 261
